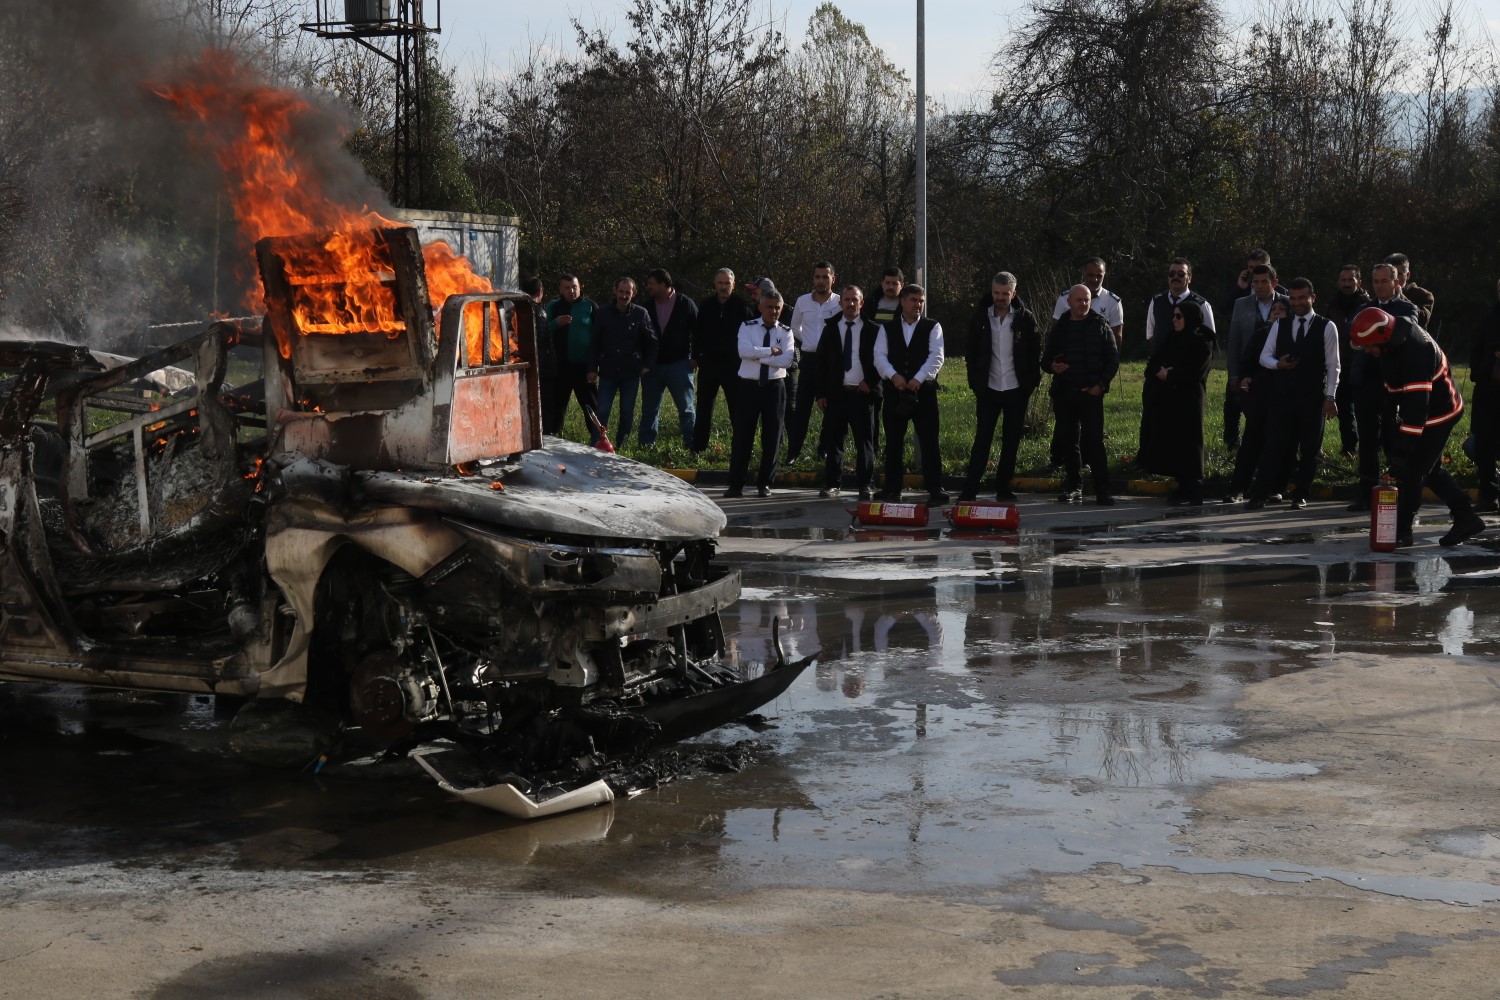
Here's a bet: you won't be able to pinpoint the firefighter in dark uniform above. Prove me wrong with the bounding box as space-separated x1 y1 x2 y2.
1349 306 1484 548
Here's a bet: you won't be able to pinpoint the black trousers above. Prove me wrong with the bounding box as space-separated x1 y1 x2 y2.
1335 379 1359 453
729 376 784 492
1352 379 1387 489
786 350 821 459
962 386 1031 498
819 386 879 491
1255 393 1323 498
1229 384 1270 494
882 383 942 496
542 360 598 440
1051 389 1108 493
1222 386 1244 447
1394 418 1472 533
692 363 737 452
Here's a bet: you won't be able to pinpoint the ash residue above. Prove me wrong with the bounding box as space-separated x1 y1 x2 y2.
601 739 771 794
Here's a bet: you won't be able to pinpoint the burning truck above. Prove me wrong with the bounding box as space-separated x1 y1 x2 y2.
0 225 808 815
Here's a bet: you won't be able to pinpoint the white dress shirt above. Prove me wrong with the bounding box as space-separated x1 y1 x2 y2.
874 317 944 384
736 320 794 380
832 315 870 387
987 307 1018 391
790 292 841 351
1257 312 1341 398
1144 292 1218 340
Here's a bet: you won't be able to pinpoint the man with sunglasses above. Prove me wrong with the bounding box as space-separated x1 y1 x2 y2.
1145 258 1215 344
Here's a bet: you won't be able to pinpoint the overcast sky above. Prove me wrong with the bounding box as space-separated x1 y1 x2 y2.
428 0 1500 105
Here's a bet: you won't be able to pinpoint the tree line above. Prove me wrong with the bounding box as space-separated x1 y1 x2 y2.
3 0 1499 354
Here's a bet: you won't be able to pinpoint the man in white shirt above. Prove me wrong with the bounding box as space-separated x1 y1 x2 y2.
814 285 881 499
873 284 947 505
786 261 842 461
726 287 794 499
1144 258 1216 342
1246 276 1340 510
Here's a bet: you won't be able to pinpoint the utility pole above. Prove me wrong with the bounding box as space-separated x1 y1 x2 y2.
915 0 927 295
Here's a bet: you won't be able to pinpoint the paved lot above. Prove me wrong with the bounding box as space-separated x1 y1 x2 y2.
1 489 1497 998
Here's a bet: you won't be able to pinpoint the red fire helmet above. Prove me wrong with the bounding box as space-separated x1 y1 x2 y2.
1350 306 1396 348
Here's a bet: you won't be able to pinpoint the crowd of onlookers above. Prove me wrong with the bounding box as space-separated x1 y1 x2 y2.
517 248 1500 548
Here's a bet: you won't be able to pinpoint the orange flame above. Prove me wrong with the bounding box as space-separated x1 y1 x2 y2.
155 50 502 365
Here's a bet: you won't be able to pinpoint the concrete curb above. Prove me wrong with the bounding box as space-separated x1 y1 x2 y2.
662 467 1475 505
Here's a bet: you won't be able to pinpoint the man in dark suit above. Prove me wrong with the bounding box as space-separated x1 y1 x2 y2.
960 271 1041 501
814 285 882 499
1223 265 1291 502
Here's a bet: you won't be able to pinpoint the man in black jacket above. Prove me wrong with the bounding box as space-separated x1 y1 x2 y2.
815 285 882 499
960 271 1040 501
1046 284 1120 504
691 267 752 452
1323 264 1370 456
638 267 699 448
874 284 947 504
1350 307 1483 547
589 276 657 449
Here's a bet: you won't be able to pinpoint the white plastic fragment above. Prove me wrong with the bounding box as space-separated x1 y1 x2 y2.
412 753 614 819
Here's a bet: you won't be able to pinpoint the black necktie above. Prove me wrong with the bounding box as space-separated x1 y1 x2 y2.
761 326 772 384
843 321 855 372
1296 318 1306 342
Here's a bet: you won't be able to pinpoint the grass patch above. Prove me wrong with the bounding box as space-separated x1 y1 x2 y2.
557 360 1482 489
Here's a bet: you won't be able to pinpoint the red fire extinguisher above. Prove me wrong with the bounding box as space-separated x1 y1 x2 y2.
850 501 930 527
945 501 1020 531
1370 482 1400 552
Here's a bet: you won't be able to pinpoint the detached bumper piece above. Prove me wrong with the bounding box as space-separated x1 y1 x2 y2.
412 753 614 819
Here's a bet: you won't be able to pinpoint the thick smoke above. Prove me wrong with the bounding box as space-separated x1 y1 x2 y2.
0 1 389 349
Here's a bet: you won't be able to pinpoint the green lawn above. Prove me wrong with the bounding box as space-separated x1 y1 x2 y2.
561 360 1481 490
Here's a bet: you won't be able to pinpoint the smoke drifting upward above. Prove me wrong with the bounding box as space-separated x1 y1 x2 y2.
0 1 388 348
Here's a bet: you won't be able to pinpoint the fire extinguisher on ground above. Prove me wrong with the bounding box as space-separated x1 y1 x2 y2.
1370 481 1400 552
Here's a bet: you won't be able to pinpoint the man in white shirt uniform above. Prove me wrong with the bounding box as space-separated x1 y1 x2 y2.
726 286 794 498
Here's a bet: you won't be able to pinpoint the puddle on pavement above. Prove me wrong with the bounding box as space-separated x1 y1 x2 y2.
3 556 1499 905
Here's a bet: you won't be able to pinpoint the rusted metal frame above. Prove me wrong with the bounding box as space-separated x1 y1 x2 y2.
583 568 741 642
83 395 197 449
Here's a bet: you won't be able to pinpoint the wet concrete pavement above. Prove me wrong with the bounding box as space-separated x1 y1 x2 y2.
1 491 1498 997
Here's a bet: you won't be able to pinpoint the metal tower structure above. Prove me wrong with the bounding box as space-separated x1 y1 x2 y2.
301 1 442 207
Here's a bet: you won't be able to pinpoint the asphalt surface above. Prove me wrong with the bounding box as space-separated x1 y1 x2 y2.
1 489 1497 998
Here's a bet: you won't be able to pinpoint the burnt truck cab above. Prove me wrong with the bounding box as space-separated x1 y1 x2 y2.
0 227 803 774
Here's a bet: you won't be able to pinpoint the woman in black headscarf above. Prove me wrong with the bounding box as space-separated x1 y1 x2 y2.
1138 298 1214 504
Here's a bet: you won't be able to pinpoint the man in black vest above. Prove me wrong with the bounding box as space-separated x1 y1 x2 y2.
1046 284 1120 504
1246 278 1340 510
815 285 882 499
873 284 947 504
1145 257 1216 346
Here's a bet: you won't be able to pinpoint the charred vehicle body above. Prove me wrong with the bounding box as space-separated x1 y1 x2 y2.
0 227 806 803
